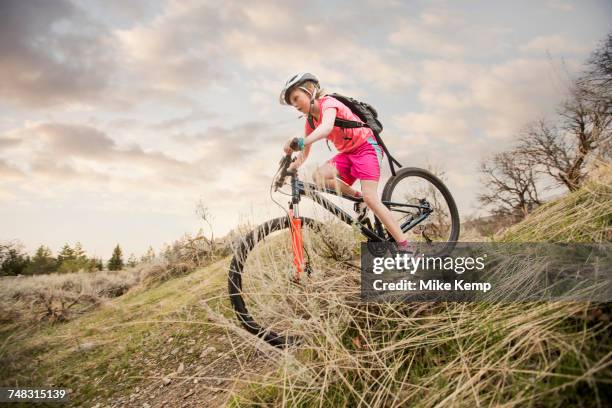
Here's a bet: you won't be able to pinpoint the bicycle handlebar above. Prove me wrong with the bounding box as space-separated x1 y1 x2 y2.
274 153 296 190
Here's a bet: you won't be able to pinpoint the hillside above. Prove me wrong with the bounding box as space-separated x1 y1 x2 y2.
0 258 281 407
1 164 610 407
228 164 612 406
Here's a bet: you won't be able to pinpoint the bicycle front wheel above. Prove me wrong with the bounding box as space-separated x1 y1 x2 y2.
381 167 460 257
228 216 331 347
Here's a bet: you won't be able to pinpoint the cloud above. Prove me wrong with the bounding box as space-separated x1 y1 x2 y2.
0 119 284 195
0 0 117 108
173 120 276 166
392 112 470 145
546 0 574 12
115 1 239 91
384 55 571 201
0 159 24 179
402 57 567 142
37 123 116 158
389 20 465 57
519 34 587 55
469 58 566 136
0 135 22 149
73 0 164 27
0 0 426 112
150 109 217 131
387 8 509 58
1 122 214 187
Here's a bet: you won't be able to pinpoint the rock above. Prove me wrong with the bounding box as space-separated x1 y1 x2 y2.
177 362 185 374
200 346 216 358
167 337 174 343
79 342 96 351
162 377 172 386
193 379 199 384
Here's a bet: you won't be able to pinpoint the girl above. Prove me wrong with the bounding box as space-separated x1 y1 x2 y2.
279 72 414 252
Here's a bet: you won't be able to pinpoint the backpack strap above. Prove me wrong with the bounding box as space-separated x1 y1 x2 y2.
333 118 365 128
307 114 315 131
370 130 402 176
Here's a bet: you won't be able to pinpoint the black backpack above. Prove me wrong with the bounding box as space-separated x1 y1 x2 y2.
308 93 402 176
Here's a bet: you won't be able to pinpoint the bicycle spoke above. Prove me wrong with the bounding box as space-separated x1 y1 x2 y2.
382 168 460 257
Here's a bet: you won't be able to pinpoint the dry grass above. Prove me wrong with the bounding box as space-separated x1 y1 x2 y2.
224 163 612 407
499 161 612 243
0 269 140 324
0 231 233 328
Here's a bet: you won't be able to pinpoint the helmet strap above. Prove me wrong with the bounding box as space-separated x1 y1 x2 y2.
299 85 318 120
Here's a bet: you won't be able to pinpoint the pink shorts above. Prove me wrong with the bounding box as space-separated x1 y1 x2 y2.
329 138 383 186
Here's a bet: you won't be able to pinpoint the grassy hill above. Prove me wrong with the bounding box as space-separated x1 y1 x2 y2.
0 258 279 407
1 163 610 407
228 164 611 407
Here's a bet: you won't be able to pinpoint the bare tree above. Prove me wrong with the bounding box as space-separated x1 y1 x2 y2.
579 33 612 107
517 119 586 191
479 150 542 218
195 200 215 259
518 34 611 191
577 32 612 160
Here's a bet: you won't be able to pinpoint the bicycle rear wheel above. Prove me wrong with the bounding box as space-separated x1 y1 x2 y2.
381 167 460 257
228 216 330 347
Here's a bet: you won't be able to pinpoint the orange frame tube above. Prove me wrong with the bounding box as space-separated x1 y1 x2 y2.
289 210 304 281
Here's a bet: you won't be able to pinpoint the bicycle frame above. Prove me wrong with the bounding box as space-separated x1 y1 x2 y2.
285 170 433 281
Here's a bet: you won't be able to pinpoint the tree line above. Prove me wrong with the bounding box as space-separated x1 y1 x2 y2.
0 242 156 277
479 33 611 219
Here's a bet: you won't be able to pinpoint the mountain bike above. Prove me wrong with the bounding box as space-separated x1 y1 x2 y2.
228 153 460 347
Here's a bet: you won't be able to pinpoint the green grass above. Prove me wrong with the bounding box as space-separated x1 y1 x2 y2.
0 258 232 407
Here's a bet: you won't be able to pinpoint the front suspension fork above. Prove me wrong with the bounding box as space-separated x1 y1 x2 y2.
289 206 305 282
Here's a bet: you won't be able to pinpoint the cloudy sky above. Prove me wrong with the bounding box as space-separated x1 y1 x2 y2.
1 0 610 259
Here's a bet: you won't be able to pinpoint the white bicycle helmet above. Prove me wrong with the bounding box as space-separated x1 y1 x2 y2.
279 72 319 105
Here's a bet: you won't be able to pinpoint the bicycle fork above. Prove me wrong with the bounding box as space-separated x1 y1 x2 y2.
288 207 305 283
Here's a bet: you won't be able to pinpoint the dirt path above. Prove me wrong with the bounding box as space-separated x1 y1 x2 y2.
97 335 274 407
90 300 281 408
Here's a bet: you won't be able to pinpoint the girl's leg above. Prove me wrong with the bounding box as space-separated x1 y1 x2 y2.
313 163 360 197
360 179 407 243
